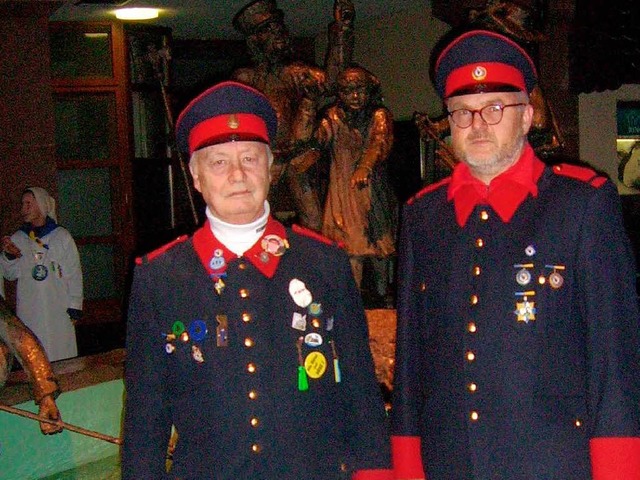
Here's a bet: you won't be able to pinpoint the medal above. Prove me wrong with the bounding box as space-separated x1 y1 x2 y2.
189 320 208 342
261 234 288 257
209 249 226 270
514 291 536 323
545 264 566 289
32 264 48 281
308 302 322 316
514 263 534 286
191 345 204 363
304 351 327 379
291 312 307 331
549 271 564 289
304 332 323 347
216 314 228 347
29 232 50 281
214 277 226 295
289 278 313 308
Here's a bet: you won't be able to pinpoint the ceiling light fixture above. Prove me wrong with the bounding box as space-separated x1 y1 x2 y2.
114 7 159 20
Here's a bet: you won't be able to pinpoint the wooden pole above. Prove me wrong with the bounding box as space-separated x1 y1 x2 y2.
0 403 122 445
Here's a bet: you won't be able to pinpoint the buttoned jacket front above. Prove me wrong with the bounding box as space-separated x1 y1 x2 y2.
392 157 640 479
122 221 390 479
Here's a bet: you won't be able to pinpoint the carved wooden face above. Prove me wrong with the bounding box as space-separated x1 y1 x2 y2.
337 69 370 112
251 19 291 61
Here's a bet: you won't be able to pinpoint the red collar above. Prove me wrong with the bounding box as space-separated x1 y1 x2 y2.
192 216 289 279
447 144 545 226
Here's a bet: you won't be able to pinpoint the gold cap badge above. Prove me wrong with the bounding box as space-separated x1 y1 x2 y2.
227 114 240 129
472 65 487 81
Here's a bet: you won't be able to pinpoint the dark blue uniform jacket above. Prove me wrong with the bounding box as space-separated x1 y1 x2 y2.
392 151 640 480
122 219 390 479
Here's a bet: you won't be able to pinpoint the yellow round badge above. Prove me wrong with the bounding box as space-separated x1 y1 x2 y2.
304 351 327 379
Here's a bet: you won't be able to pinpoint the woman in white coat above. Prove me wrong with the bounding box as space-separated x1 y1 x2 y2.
0 187 83 362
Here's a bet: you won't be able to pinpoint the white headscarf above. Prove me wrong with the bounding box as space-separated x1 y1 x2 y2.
26 187 57 223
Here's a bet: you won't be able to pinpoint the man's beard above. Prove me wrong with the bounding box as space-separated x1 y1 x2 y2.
459 133 526 179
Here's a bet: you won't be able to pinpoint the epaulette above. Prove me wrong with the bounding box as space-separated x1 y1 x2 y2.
552 163 607 188
291 224 345 249
406 177 451 205
135 235 189 265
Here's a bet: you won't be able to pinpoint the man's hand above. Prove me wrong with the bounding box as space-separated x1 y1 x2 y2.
1 236 21 258
38 394 63 435
351 166 371 188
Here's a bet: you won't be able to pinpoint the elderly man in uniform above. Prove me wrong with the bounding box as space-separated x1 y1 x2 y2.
390 30 640 480
121 81 392 480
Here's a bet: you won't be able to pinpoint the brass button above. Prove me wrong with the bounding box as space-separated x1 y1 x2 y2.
244 338 255 347
480 210 489 221
574 418 582 428
242 312 252 323
250 417 259 427
247 363 257 373
473 266 481 276
468 382 477 392
248 390 258 400
251 443 262 453
466 351 475 362
467 322 477 333
420 282 427 292
470 411 479 421
470 294 479 305
238 262 247 270
475 238 484 248
240 288 249 298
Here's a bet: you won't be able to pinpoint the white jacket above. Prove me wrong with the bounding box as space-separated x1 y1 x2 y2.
1 226 83 361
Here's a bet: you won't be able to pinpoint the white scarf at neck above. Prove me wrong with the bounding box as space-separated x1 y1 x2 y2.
206 201 270 256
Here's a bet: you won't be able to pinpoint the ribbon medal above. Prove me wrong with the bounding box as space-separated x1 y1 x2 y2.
514 291 536 323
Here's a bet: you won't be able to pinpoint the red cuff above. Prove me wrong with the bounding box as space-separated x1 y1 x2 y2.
392 435 426 479
590 437 640 480
352 469 394 480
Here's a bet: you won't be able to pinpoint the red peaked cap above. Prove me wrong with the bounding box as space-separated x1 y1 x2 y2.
175 81 278 154
434 30 538 99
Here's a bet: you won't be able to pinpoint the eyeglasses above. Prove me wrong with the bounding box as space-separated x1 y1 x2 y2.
447 103 527 129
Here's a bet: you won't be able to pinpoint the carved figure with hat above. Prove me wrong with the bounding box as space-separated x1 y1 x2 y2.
231 0 354 231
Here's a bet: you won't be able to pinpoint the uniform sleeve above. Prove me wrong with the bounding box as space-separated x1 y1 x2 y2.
59 230 83 311
331 248 392 478
121 266 172 479
578 181 640 479
390 205 427 480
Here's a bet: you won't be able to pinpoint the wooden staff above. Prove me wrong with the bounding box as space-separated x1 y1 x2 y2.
0 403 122 445
148 44 200 227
